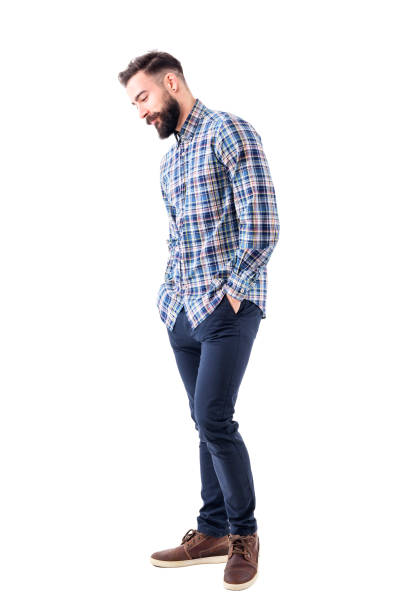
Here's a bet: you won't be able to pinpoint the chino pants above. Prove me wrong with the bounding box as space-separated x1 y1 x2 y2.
166 293 262 537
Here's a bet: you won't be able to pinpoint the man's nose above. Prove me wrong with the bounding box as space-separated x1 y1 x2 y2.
139 106 148 120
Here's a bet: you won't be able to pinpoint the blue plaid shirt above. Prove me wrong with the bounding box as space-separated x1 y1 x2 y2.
156 97 279 332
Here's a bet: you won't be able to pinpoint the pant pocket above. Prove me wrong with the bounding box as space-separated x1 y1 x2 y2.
224 294 245 315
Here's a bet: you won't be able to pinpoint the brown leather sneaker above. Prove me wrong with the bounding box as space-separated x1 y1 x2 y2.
150 528 230 568
223 532 260 590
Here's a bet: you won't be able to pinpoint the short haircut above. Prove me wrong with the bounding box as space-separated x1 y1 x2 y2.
118 49 186 88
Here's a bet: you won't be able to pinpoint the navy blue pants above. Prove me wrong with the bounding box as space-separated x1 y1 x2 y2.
166 294 262 536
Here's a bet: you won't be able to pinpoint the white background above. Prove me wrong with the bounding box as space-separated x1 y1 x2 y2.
1 1 407 610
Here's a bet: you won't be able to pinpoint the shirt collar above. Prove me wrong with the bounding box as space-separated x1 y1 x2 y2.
173 98 205 146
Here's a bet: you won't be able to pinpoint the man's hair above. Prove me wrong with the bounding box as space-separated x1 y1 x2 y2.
117 50 186 88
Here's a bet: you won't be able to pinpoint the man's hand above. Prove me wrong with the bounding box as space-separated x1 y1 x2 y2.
226 293 242 314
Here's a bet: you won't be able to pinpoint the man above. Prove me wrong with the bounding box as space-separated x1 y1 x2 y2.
118 50 280 591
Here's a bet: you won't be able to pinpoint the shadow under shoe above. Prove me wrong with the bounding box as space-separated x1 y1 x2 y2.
150 528 230 568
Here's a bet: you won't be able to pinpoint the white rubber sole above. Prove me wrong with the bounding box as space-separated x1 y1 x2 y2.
150 554 228 568
223 571 258 590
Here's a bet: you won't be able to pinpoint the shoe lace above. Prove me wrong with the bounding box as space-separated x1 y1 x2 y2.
181 528 200 545
229 535 256 559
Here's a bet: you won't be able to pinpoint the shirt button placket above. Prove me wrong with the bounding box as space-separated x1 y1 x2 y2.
179 142 187 293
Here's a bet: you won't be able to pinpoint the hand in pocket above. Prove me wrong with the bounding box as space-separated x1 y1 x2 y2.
226 294 242 314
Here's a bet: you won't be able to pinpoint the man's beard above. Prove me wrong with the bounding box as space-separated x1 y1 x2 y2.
151 92 181 139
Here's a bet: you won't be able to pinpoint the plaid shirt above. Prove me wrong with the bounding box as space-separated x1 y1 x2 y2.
156 97 279 332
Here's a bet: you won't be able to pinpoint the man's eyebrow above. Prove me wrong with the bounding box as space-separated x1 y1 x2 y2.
131 90 148 105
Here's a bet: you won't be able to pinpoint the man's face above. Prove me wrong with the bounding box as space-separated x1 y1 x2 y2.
126 71 181 139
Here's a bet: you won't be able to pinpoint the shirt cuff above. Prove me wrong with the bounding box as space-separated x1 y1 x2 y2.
224 270 260 300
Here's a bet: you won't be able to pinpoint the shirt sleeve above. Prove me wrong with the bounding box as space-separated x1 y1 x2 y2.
214 116 280 300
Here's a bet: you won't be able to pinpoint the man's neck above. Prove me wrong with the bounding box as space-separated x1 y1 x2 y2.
176 96 197 132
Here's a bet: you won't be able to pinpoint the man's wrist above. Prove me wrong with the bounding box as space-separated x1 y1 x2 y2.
224 286 246 301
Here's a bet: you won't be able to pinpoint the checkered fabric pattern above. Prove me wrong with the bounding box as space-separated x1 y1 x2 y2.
156 98 279 331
